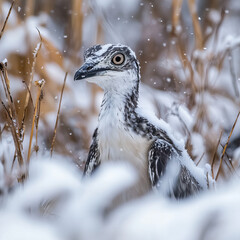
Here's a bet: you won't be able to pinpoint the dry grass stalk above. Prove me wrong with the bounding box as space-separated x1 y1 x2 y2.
187 0 205 80
0 100 24 167
50 72 68 157
22 81 34 109
96 18 103 45
215 111 240 181
27 79 45 164
34 90 42 154
1 62 19 126
0 0 15 40
171 0 183 36
176 42 197 95
211 9 226 53
187 0 203 50
42 0 54 12
196 153 205 166
25 0 35 18
20 28 43 141
210 131 223 179
220 143 236 175
0 61 24 169
71 0 83 63
228 50 239 97
171 2 198 98
0 63 11 102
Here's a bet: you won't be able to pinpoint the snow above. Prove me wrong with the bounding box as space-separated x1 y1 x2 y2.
0 26 28 57
44 63 66 84
191 132 205 160
106 181 240 240
0 156 239 240
136 104 209 189
218 35 240 53
7 157 82 211
226 35 240 48
0 163 4 192
0 14 57 59
208 9 221 23
96 0 139 15
1 157 138 240
2 58 7 64
0 212 62 240
33 42 41 58
36 79 45 87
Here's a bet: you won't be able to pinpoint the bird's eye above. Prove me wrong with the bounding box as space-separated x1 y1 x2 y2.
112 53 125 65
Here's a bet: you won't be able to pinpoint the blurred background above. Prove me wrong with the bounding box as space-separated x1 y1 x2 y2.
1 0 240 181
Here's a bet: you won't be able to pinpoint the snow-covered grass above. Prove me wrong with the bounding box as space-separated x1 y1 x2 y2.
1 156 240 240
1 0 240 239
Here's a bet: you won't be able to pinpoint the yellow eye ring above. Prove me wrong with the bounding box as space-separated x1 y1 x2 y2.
112 53 125 65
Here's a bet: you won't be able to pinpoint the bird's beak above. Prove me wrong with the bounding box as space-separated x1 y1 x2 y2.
74 62 97 81
74 61 113 81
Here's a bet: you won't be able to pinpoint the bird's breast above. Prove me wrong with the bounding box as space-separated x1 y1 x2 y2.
98 117 149 165
97 111 152 196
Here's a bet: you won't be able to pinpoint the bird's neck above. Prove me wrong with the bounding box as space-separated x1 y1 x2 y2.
99 84 139 123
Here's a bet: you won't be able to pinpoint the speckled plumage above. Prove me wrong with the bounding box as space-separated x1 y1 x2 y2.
74 44 207 199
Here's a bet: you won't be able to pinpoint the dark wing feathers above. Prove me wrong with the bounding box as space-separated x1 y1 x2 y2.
84 126 203 199
83 128 100 176
148 139 202 198
148 139 174 187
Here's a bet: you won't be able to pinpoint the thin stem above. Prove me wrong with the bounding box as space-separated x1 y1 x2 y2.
215 111 240 180
50 72 68 157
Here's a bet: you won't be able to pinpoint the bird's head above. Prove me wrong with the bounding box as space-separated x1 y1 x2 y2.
74 44 140 92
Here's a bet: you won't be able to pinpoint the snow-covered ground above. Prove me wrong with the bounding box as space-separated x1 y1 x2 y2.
1 157 240 240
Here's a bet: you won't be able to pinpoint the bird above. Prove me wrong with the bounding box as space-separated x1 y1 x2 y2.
74 43 208 199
